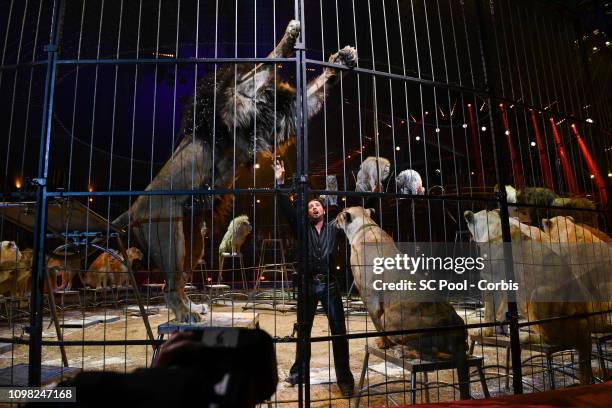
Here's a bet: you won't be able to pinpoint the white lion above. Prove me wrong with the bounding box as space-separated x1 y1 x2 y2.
396 169 425 195
355 156 391 192
319 174 339 206
219 215 253 256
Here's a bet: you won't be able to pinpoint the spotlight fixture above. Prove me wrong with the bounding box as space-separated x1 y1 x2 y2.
462 123 468 128
395 146 401 151
586 118 594 123
254 163 260 169
505 130 510 136
435 128 440 133
590 174 595 179
530 141 536 147
415 136 421 141
481 126 487 131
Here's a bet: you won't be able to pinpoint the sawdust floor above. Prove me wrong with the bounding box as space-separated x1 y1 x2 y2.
0 301 585 407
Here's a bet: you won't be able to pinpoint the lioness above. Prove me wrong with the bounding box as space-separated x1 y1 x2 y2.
336 206 471 399
83 247 144 289
465 209 594 384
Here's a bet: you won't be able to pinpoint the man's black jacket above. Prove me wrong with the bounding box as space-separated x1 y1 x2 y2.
278 190 342 275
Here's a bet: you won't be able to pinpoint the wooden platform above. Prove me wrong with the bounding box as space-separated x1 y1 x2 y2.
59 314 121 328
0 364 80 386
158 312 259 335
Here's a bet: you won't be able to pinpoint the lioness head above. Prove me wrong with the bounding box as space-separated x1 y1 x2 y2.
336 206 376 241
464 209 502 243
541 216 576 241
127 247 144 264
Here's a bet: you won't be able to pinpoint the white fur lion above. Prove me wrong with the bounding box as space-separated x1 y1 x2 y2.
219 215 253 257
319 174 339 206
396 169 424 195
355 156 391 192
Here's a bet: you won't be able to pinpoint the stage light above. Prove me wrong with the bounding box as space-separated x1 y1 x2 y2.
481 126 486 131
254 163 260 169
462 123 468 128
590 174 595 179
341 197 346 201
586 118 594 123
467 103 472 107
395 146 401 151
435 128 440 133
424 111 429 115
606 41 611 46
531 141 536 147
415 136 421 141
435 169 441 174
471 171 475 175
256 199 261 203
505 130 510 136
592 46 598 51
88 185 93 192
347 154 351 158
89 198 93 202
608 173 612 178
336 266 340 270
15 178 21 189
400 120 405 124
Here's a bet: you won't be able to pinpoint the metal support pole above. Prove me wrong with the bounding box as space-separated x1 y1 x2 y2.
28 0 64 387
295 1 310 406
474 0 523 394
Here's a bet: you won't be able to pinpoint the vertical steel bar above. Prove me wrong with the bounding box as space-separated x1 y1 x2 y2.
473 0 523 394
28 0 64 387
295 1 309 406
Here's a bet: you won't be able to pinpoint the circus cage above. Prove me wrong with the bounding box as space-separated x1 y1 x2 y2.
0 0 610 406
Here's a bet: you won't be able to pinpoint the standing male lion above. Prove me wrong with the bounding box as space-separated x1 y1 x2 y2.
114 20 357 322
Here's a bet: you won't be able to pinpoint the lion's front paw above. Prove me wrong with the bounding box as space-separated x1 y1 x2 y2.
175 307 202 323
329 46 357 68
375 336 391 349
285 20 301 40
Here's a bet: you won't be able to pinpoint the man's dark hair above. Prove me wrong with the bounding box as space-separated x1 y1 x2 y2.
308 197 325 207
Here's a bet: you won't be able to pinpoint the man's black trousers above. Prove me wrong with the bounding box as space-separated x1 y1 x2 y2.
290 275 353 385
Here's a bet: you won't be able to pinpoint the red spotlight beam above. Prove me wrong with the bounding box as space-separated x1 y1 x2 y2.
529 110 554 190
466 104 484 187
571 124 607 206
549 118 579 195
499 104 524 189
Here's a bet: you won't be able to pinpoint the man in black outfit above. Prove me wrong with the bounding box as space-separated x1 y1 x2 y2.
273 159 355 397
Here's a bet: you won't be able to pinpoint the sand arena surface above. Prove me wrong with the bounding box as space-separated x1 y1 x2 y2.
0 299 589 406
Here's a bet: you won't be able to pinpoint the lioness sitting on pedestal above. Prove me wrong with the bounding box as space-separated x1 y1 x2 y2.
336 207 471 399
83 247 144 289
464 209 595 385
